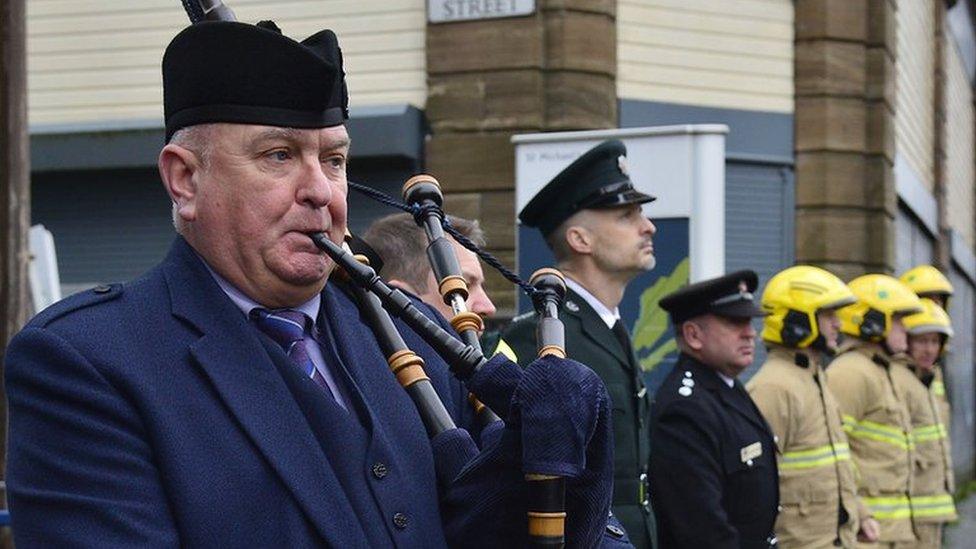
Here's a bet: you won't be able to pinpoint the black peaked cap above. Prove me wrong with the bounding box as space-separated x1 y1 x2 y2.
519 140 656 237
659 269 766 324
163 21 349 141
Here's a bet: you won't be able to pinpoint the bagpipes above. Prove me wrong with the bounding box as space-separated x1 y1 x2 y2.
177 2 607 546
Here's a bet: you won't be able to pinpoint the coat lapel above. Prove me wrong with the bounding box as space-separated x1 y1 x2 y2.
162 238 366 546
687 357 772 436
563 288 632 370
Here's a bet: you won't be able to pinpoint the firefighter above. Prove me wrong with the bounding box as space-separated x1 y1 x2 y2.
747 265 879 547
900 265 954 420
826 274 922 548
896 299 957 548
900 265 953 310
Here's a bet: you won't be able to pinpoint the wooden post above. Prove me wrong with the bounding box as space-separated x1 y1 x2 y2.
1 0 31 539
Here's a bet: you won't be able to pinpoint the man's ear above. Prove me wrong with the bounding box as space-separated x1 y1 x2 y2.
681 321 705 351
388 278 418 295
158 144 203 223
565 225 592 255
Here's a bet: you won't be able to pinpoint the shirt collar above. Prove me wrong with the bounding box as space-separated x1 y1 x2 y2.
202 259 321 325
717 372 736 388
565 277 619 330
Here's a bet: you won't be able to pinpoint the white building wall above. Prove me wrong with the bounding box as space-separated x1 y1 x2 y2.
617 0 794 113
895 0 936 192
945 30 976 249
27 0 427 127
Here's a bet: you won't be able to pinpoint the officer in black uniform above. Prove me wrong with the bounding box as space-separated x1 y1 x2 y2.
651 270 779 549
504 139 658 548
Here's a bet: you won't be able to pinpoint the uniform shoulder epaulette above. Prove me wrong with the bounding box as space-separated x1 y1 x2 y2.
29 283 124 328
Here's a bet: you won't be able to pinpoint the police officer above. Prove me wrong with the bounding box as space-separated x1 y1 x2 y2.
827 275 922 548
504 139 657 547
651 270 779 549
746 266 879 547
898 299 957 548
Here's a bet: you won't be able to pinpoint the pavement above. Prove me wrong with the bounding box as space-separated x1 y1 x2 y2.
946 493 976 548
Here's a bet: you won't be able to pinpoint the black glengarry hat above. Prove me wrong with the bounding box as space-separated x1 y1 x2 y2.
659 270 767 324
163 21 349 141
519 140 655 236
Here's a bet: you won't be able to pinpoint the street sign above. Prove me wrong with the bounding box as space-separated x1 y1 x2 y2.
428 0 535 24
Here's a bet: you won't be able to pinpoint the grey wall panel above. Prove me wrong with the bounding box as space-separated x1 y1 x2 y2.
619 99 794 158
947 269 976 482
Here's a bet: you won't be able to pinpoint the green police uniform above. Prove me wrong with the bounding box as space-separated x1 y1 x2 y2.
504 289 656 548
508 139 658 547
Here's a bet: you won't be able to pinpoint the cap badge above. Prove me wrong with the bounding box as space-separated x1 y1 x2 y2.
617 155 629 176
738 281 748 293
566 300 580 313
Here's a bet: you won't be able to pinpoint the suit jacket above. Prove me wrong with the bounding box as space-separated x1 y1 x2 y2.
4 237 481 548
650 354 780 549
504 288 655 548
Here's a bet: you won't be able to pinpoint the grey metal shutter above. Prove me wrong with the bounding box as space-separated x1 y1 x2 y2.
724 158 795 380
32 168 175 294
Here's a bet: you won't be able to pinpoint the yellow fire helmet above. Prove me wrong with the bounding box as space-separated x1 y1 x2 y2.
761 265 856 348
839 274 923 342
900 265 954 300
903 297 954 339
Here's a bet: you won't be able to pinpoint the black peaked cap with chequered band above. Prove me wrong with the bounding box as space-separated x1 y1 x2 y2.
659 269 767 324
163 20 349 142
518 140 656 237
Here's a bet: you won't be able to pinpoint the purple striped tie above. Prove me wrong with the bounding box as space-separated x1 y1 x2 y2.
250 308 335 398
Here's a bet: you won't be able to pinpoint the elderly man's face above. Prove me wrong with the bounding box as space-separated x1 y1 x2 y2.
171 123 350 307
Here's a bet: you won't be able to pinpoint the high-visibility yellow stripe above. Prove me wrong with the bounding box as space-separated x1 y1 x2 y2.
912 423 948 443
842 415 913 450
863 495 912 520
931 380 946 397
493 338 518 362
910 494 957 518
780 443 851 470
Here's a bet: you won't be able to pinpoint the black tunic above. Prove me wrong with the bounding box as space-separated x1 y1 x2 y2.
650 353 779 549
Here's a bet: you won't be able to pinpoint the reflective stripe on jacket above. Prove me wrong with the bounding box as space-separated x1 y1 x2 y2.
826 343 915 543
891 360 957 523
748 346 861 548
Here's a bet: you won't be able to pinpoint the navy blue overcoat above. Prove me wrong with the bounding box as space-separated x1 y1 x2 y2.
5 237 478 547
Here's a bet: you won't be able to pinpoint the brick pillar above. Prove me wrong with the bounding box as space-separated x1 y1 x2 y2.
425 1 617 316
794 0 897 281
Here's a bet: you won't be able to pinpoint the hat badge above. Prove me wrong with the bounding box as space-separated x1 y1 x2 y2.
617 155 629 176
